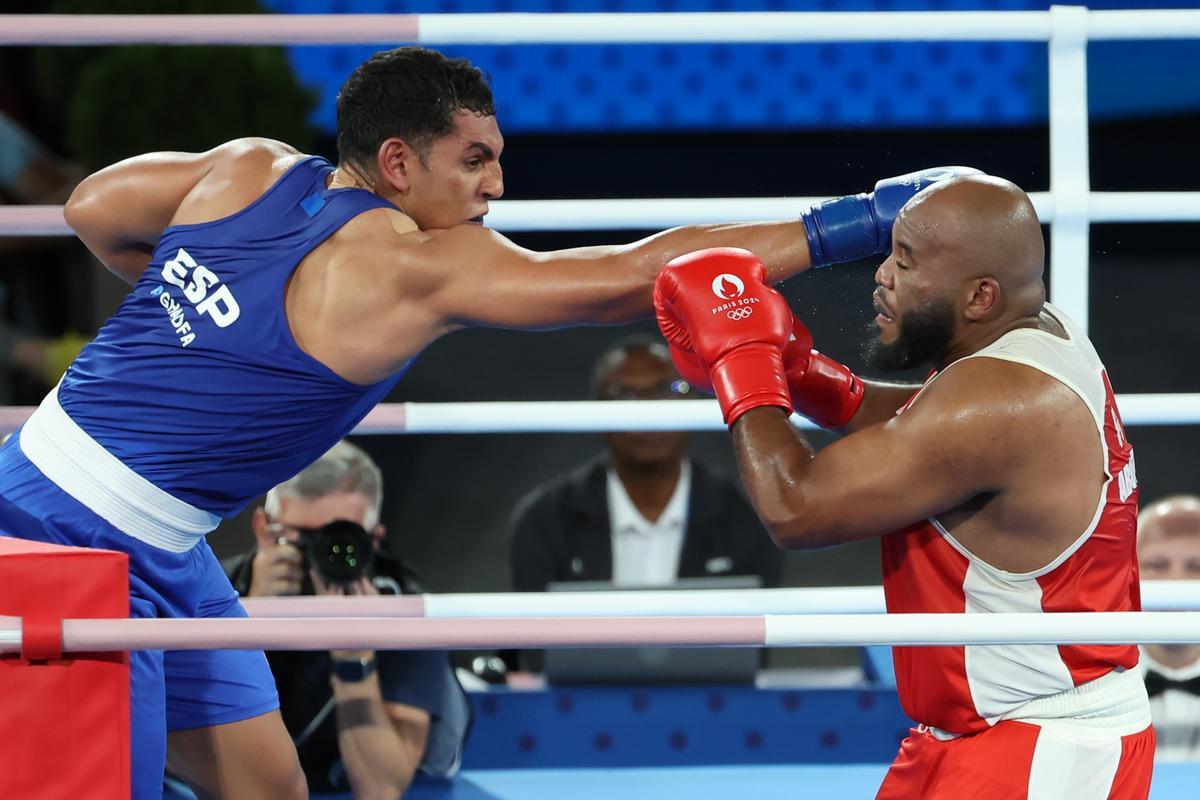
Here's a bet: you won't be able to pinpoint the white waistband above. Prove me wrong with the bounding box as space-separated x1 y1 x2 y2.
18 383 219 552
920 668 1152 741
999 667 1152 737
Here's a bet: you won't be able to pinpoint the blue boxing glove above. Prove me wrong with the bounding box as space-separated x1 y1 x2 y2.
801 166 982 268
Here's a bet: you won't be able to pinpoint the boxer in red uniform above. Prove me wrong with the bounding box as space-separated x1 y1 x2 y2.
656 175 1154 799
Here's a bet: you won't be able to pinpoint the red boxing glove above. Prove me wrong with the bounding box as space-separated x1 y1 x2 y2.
666 343 715 395
654 247 793 426
782 318 865 429
655 277 713 394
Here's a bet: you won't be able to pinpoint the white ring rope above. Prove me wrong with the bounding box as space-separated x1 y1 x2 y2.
240 581 1200 620
9 193 1200 238
1 611 1198 653
4 395 1200 436
3 10 1200 46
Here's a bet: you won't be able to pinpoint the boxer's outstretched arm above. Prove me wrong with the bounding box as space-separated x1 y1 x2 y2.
407 222 812 330
731 361 1017 550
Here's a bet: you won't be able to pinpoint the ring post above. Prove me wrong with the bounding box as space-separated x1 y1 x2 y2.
0 538 131 799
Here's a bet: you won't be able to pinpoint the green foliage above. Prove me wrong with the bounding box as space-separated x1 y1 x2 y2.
34 0 317 168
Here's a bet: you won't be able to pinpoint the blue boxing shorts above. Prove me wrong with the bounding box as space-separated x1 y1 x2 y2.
0 433 278 800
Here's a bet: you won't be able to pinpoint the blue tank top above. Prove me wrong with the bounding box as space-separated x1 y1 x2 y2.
58 156 407 517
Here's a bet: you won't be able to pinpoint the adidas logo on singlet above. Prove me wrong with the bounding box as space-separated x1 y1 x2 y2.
155 248 242 346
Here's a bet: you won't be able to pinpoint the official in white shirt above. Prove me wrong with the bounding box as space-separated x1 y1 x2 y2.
509 335 782 592
1137 495 1200 761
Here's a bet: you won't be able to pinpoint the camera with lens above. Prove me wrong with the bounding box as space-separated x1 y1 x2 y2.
293 519 376 586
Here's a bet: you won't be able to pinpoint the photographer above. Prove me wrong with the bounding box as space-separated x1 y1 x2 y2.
223 441 470 798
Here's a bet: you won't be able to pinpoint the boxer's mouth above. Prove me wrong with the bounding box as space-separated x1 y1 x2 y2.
873 292 895 323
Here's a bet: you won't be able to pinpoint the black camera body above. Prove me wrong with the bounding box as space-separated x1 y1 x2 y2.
294 519 376 586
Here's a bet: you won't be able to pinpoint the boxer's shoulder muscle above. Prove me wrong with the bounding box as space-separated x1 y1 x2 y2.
171 138 306 227
283 210 450 384
914 355 1096 476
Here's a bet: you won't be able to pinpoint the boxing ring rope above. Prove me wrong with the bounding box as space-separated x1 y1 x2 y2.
5 394 1200 436
2 612 1199 653
4 10 1200 46
240 581 1200 620
10 192 1200 237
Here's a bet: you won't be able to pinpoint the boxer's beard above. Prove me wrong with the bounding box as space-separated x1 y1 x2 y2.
864 298 956 372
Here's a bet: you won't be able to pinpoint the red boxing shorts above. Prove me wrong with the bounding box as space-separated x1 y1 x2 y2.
876 720 1154 799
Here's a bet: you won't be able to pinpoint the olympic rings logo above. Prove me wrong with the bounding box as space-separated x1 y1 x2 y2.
727 307 754 321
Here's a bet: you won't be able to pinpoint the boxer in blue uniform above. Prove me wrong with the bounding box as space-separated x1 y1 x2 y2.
0 46 969 798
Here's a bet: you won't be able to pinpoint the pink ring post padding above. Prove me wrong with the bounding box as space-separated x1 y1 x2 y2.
0 14 420 46
240 596 425 618
35 616 767 653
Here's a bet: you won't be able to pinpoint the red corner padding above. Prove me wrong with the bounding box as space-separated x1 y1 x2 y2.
0 537 131 800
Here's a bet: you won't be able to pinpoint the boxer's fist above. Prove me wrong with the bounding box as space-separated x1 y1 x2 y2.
654 247 793 425
801 166 983 268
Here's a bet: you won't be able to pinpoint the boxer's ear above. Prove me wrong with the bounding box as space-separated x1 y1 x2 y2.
376 137 419 193
963 277 1001 322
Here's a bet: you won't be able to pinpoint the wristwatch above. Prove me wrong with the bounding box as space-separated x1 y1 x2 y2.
332 656 376 683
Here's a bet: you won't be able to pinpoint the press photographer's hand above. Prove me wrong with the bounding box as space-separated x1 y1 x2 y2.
248 537 304 597
312 574 380 663
311 573 379 598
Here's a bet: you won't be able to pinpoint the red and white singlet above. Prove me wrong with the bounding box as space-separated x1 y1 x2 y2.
881 303 1147 736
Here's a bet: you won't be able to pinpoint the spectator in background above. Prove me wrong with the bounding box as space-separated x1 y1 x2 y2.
221 440 470 798
0 109 82 206
1138 495 1200 760
0 110 89 398
509 334 782 592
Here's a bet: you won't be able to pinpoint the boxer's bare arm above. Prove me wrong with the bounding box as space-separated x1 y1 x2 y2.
841 380 925 434
730 359 1074 557
64 138 297 285
405 220 813 330
301 218 815 384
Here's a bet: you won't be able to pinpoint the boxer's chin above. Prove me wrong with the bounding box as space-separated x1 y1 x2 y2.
864 299 956 373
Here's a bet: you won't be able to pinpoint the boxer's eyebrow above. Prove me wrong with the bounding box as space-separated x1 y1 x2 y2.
465 142 497 161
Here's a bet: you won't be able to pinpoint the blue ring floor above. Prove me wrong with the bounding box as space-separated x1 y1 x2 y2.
396 762 1200 799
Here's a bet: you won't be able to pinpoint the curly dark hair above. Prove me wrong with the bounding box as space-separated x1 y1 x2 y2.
336 46 495 172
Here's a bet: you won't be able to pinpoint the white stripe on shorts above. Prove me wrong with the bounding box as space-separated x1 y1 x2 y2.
1027 725 1123 800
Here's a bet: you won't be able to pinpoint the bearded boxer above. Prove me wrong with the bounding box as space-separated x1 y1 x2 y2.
0 44 974 800
655 175 1154 798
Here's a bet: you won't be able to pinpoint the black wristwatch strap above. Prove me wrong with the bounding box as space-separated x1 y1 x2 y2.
332 656 377 683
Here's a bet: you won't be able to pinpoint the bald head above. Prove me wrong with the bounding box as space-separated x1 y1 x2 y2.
1140 495 1200 545
1138 495 1200 582
896 175 1046 319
